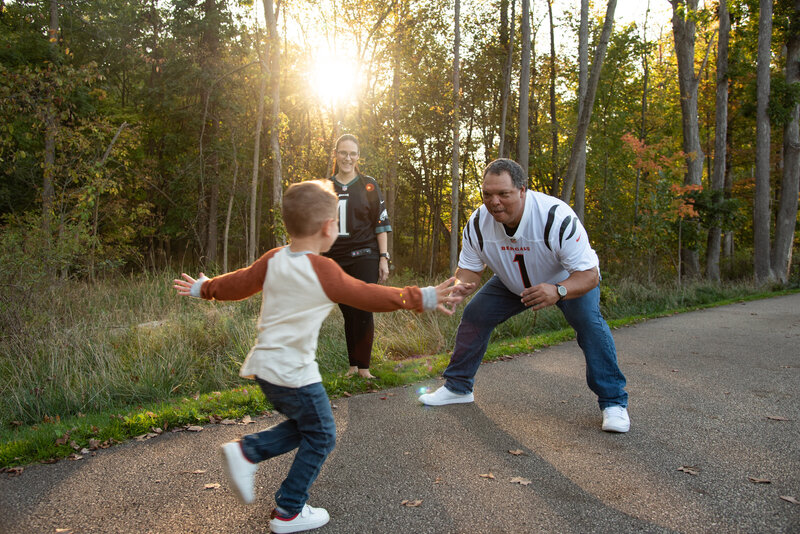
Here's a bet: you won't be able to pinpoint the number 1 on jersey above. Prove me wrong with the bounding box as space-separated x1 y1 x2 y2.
337 198 349 236
513 254 532 288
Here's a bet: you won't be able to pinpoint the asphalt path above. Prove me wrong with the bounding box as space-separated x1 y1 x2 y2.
2 294 799 533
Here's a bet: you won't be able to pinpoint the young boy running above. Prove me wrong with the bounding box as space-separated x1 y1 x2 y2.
173 180 464 534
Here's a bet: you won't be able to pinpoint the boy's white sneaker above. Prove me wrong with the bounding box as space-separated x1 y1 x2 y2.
418 386 474 406
270 504 330 533
220 441 258 504
601 405 630 433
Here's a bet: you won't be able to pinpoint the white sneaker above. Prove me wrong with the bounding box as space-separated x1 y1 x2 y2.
601 405 630 433
418 386 474 406
270 504 330 533
220 441 258 504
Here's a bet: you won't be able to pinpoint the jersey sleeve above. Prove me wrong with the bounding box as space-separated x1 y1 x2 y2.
199 247 280 301
458 208 486 273
372 180 392 234
549 204 599 273
309 254 424 312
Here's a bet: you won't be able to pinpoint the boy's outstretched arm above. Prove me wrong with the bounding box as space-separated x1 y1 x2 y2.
173 272 208 297
432 277 469 315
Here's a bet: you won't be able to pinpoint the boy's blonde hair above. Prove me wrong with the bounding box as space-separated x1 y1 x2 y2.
282 180 338 238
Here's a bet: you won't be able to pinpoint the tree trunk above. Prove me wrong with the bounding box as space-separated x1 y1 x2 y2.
574 0 589 221
224 130 239 273
753 0 773 284
770 0 800 283
634 0 651 225
42 0 59 241
671 0 703 279
705 0 729 281
450 0 461 274
201 0 221 266
518 0 531 175
547 0 559 195
498 0 515 159
559 0 617 205
263 0 283 246
249 60 268 264
388 41 400 259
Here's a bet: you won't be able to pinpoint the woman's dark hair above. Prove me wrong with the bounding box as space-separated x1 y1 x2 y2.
332 134 360 176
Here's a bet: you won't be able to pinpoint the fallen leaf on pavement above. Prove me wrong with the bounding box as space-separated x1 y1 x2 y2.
434 477 442 484
186 426 204 432
68 453 83 460
342 392 352 397
510 477 532 486
678 466 700 476
220 419 236 425
508 449 526 456
204 483 221 490
479 473 495 479
241 415 254 424
766 416 789 421
55 529 73 533
748 477 771 484
401 499 423 507
3 467 24 477
780 496 799 505
182 469 207 474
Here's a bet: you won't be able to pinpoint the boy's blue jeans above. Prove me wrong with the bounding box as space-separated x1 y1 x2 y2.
442 276 628 409
240 379 336 514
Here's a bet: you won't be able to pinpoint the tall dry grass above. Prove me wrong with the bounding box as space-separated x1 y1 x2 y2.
0 266 774 428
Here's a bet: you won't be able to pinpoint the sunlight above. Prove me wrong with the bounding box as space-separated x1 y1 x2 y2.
308 53 358 106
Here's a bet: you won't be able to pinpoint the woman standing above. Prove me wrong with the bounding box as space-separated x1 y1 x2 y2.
324 134 392 379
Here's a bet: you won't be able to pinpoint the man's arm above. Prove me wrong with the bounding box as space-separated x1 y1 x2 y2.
452 267 482 298
520 267 599 310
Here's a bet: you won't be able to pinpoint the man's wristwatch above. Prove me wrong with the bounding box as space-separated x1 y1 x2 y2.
555 283 567 301
379 252 391 261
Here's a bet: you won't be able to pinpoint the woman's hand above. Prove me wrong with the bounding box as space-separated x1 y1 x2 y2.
378 257 390 284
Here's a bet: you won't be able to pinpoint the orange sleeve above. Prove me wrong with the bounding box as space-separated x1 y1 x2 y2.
309 255 425 312
200 247 281 301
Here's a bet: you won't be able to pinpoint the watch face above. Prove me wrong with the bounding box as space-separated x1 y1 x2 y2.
557 285 567 297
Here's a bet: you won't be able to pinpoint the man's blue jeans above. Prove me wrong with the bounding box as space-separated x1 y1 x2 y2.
443 276 628 409
240 379 336 514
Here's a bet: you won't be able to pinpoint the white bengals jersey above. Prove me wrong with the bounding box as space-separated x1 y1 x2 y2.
459 191 599 296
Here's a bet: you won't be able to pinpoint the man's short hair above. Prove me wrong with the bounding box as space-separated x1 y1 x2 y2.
282 180 338 238
483 158 526 189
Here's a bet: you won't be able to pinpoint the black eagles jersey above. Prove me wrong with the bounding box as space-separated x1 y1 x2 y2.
325 175 391 261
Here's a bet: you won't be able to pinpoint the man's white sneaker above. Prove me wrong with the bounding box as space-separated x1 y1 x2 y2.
270 504 330 533
220 441 258 504
601 405 630 433
418 386 474 406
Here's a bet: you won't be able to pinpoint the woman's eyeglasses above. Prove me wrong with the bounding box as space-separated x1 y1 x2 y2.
337 151 359 159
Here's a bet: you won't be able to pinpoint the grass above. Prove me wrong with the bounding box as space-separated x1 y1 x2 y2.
1 269 797 469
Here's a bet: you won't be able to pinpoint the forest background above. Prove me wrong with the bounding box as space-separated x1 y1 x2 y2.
0 0 799 462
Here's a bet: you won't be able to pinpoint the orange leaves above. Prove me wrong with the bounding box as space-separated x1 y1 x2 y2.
621 132 686 177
